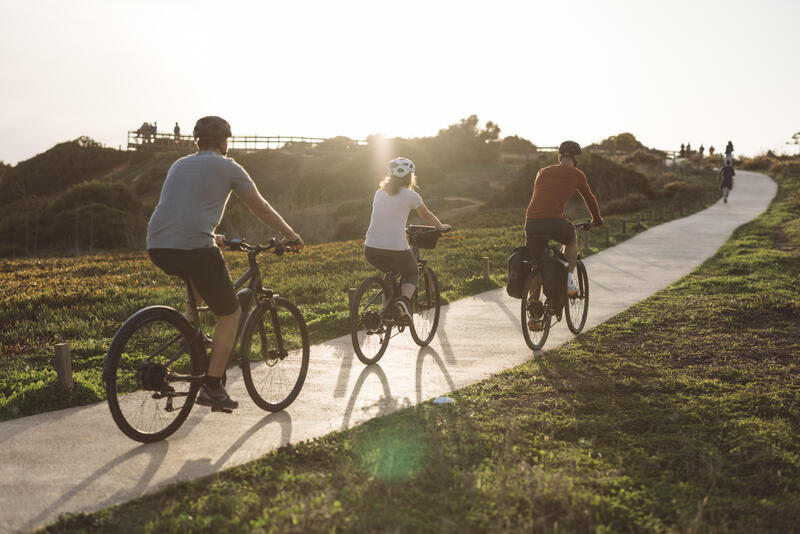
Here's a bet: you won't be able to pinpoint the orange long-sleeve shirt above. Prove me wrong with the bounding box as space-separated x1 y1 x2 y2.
525 165 601 221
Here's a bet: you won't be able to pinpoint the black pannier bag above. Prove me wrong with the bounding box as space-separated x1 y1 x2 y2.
506 246 532 298
539 250 568 309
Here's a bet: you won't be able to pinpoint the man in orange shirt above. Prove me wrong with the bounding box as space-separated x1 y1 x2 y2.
525 140 603 295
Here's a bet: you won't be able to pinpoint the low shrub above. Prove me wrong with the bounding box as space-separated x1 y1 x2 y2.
741 155 776 171
655 172 678 189
624 149 664 167
770 161 800 177
662 180 693 198
604 192 649 215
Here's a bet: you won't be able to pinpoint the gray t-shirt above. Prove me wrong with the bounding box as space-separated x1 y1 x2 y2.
146 151 256 250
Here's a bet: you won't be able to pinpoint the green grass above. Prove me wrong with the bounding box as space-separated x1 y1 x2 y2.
40 176 800 532
1 189 717 422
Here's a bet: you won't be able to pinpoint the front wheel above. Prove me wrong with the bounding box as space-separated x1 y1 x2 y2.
104 306 203 443
565 260 589 334
350 276 391 365
410 266 440 346
521 270 551 351
240 296 310 412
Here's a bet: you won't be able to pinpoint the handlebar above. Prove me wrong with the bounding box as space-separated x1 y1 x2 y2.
406 225 452 236
573 219 600 231
222 237 301 256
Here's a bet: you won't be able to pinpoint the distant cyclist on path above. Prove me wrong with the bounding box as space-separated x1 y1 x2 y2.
719 161 735 203
364 157 450 321
525 141 603 296
146 115 303 411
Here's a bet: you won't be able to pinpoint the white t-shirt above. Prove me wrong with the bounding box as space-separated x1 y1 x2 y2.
364 188 423 250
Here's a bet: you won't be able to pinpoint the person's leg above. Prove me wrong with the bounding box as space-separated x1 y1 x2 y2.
392 250 419 318
564 238 578 273
400 283 416 299
365 246 394 306
185 282 202 323
207 307 241 377
186 248 242 407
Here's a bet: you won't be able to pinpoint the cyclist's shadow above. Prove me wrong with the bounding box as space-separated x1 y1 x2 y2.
415 345 457 404
173 410 292 477
432 304 458 364
23 441 170 531
25 411 291 532
341 363 410 431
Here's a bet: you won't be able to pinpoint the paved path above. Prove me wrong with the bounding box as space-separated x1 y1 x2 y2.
0 171 776 533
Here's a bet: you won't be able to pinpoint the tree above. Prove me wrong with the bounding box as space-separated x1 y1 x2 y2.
501 135 537 154
432 115 502 166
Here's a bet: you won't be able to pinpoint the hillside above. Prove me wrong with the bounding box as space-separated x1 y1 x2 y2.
0 121 710 256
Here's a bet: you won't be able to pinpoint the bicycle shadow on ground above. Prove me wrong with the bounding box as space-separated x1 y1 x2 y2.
24 412 292 532
415 346 457 404
332 343 357 399
341 363 410 431
172 410 292 479
433 304 458 364
23 441 170 532
472 289 520 329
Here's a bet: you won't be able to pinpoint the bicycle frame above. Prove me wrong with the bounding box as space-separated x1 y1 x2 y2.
160 244 290 382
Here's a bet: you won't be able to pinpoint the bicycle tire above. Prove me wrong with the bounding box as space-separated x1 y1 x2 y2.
350 276 392 365
410 266 440 346
104 306 202 443
240 296 310 412
521 270 551 351
565 260 589 334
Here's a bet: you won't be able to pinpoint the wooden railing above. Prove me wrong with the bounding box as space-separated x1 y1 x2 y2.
127 131 367 151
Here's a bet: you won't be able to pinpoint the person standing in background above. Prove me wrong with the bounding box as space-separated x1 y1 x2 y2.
725 141 734 165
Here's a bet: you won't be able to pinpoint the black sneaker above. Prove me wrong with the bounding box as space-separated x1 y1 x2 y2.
196 383 239 411
394 296 413 323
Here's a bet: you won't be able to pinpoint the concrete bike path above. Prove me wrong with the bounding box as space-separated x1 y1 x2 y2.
0 171 775 533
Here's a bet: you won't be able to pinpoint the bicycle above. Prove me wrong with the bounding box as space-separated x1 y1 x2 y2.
521 221 591 351
103 237 310 442
350 225 449 365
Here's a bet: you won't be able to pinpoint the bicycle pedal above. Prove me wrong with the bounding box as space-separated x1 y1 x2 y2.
211 406 233 414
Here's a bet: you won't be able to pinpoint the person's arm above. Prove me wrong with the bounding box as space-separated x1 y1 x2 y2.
239 187 304 248
576 178 603 227
415 202 451 231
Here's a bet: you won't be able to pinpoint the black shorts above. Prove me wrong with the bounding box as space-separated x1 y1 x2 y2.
525 218 576 258
148 247 239 316
364 246 419 285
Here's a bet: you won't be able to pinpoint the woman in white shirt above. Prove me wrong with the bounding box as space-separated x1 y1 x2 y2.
364 157 451 319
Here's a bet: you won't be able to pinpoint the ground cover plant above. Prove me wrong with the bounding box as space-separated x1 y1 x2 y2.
42 173 800 532
0 188 719 422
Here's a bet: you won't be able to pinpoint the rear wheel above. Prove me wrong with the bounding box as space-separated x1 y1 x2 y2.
521 270 551 351
105 306 202 443
565 260 589 334
351 276 391 364
240 297 310 412
410 266 440 346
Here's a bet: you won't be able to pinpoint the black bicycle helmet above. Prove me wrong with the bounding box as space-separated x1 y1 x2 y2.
193 116 232 139
558 140 582 156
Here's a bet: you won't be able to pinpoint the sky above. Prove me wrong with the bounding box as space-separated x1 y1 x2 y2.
1 0 799 165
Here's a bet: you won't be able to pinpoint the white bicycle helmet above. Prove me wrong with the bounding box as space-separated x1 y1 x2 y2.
386 157 415 178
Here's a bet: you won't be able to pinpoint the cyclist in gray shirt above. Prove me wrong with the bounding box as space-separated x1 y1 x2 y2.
147 116 303 411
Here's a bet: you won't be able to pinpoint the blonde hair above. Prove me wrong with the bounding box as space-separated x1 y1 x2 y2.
379 173 417 196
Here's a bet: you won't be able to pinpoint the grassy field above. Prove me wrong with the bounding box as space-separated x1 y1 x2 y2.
40 175 800 533
0 188 718 422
